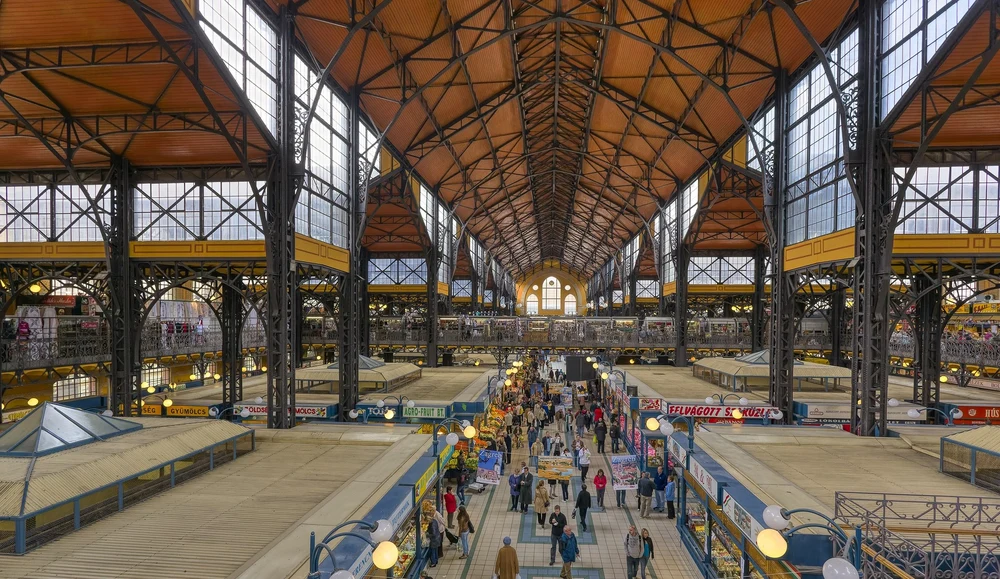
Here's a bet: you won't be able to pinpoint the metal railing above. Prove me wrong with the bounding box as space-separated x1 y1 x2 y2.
836 492 1000 578
0 327 267 370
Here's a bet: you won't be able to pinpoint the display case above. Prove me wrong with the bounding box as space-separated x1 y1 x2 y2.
685 486 708 555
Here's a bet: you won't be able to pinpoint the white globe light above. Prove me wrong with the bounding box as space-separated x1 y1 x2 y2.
705 396 715 405
101 409 113 417
645 417 660 431
255 397 264 404
586 356 592 363
209 407 219 417
822 557 860 579
239 408 250 418
407 400 416 408
738 397 748 406
770 410 784 420
330 571 354 579
907 408 921 419
951 408 964 419
755 528 788 559
370 519 394 543
372 541 399 570
349 409 359 419
887 398 900 407
445 432 460 446
762 505 789 530
376 400 385 408
659 422 674 436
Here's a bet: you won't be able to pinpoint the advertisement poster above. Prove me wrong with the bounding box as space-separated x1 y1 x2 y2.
610 455 639 490
537 456 574 481
476 450 504 485
638 398 661 411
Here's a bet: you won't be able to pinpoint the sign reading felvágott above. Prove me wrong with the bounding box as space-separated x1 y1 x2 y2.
666 404 777 418
402 406 447 419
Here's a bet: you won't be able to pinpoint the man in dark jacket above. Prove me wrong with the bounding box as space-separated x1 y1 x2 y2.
574 483 592 532
558 525 580 579
609 421 621 453
519 465 534 513
594 421 608 454
637 472 655 518
653 465 669 512
548 505 568 565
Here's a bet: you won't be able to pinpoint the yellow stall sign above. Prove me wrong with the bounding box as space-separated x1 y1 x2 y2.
142 404 162 416
166 405 210 417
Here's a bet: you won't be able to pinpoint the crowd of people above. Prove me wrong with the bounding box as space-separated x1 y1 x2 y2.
451 357 674 579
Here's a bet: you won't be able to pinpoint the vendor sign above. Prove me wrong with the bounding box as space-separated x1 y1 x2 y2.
402 405 447 419
233 404 329 418
802 402 915 421
722 491 764 543
968 378 1000 392
142 404 161 416
476 450 504 485
638 398 661 411
166 405 210 417
666 403 777 419
537 456 574 481
610 455 639 490
952 404 1000 425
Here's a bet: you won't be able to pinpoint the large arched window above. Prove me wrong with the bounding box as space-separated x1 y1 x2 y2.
526 294 539 315
564 295 577 315
542 276 561 309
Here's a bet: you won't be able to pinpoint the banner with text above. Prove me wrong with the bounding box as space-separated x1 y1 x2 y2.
611 455 639 490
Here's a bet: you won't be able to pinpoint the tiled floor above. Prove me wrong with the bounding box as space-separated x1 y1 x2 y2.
428 420 700 579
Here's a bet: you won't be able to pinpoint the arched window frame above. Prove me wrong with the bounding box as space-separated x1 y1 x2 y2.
542 276 561 310
526 294 539 315
564 294 577 315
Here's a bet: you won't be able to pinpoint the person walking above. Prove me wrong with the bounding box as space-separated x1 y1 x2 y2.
456 506 473 559
433 509 447 557
610 420 621 453
542 432 552 455
594 420 607 454
503 431 513 464
527 425 538 449
426 511 442 568
551 433 564 457
653 466 668 513
508 470 521 511
548 505 568 565
530 436 543 459
444 486 458 528
578 444 592 482
575 410 587 438
637 472 655 518
665 474 676 519
593 469 607 508
497 436 509 470
519 465 534 513
558 525 580 579
534 480 550 528
616 485 627 508
574 483 592 532
625 524 643 579
640 528 655 579
559 449 572 500
494 536 519 579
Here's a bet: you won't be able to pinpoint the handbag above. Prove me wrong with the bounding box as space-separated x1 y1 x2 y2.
571 508 577 519
468 520 476 534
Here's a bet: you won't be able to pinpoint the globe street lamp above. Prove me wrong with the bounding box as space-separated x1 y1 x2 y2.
308 518 400 579
430 418 478 511
757 505 862 579
645 413 696 460
705 394 749 419
209 396 264 420
906 405 963 425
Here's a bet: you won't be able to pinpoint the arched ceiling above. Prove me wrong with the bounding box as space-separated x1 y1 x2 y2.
281 0 855 275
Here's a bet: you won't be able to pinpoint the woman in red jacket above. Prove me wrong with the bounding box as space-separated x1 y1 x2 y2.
593 468 608 508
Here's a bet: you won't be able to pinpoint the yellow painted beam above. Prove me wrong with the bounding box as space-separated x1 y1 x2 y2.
294 234 350 272
130 240 266 260
783 228 856 272
369 284 429 294
0 241 105 261
894 234 1000 255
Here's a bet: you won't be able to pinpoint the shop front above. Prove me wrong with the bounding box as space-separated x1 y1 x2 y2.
668 435 800 579
321 443 454 579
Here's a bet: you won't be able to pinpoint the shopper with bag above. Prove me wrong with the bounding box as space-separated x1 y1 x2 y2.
640 528 655 579
573 483 592 532
625 525 643 579
456 506 473 559
593 469 608 508
578 444 592 482
426 513 442 568
493 536 519 579
594 420 607 454
534 480 550 528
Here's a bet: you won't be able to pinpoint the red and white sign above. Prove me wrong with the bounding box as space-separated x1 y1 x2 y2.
41 295 76 306
666 404 777 419
638 398 661 411
234 404 328 418
953 405 1000 425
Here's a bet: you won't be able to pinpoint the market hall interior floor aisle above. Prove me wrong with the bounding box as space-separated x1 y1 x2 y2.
429 423 699 579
